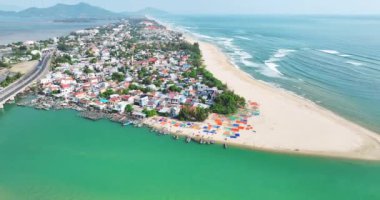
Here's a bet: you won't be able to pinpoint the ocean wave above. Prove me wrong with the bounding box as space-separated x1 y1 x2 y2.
346 61 364 66
319 49 352 57
152 18 287 78
340 54 352 57
263 49 296 77
274 49 296 58
213 37 261 69
264 62 283 75
319 49 340 55
235 36 252 41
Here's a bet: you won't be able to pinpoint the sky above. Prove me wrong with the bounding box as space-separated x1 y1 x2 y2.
1 0 380 15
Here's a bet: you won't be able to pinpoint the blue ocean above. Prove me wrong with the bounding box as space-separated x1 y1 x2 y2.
158 15 380 133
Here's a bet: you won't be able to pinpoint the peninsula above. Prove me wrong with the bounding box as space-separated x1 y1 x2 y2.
3 18 380 160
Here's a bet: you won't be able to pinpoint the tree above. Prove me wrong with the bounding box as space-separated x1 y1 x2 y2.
168 85 182 93
143 109 157 117
31 53 40 61
111 72 125 82
64 70 73 76
90 58 97 64
153 79 162 87
83 66 93 74
211 91 246 115
178 105 209 122
0 61 9 68
125 104 133 114
99 89 115 99
54 54 72 64
57 42 70 52
118 88 129 95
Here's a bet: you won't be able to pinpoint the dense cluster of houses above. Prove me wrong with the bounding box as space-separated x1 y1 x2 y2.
39 19 222 119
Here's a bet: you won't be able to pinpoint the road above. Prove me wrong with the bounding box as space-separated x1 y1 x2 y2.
0 53 51 105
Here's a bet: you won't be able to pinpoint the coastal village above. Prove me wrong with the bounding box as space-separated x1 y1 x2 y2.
10 18 261 146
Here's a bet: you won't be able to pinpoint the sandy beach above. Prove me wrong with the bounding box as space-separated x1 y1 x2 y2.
147 30 380 160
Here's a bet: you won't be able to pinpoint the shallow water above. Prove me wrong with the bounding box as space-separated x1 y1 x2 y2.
0 16 113 45
0 105 379 200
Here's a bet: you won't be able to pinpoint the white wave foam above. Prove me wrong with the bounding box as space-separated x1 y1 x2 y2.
235 36 252 41
340 54 352 57
262 49 295 77
320 50 340 55
274 49 296 58
346 61 364 66
264 62 283 75
319 49 352 58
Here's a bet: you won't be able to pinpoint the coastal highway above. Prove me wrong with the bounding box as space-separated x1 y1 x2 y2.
0 53 51 107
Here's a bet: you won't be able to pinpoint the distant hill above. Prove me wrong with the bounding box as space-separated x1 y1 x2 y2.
123 7 169 17
0 3 170 19
0 2 121 19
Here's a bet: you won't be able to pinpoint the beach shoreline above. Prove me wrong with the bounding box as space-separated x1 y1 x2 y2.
141 21 380 160
191 34 380 160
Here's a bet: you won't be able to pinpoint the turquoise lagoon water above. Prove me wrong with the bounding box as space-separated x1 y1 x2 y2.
0 105 379 199
158 15 380 133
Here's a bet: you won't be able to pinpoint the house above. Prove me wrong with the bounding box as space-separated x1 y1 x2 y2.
135 96 149 107
170 107 181 118
113 101 129 114
132 111 146 119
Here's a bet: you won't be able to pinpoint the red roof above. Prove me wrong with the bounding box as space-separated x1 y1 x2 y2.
148 57 158 63
60 84 70 89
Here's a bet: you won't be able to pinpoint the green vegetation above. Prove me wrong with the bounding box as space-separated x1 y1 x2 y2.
31 53 41 61
0 73 23 87
178 105 209 122
153 79 162 87
111 72 125 82
211 91 246 115
143 109 157 117
128 84 140 90
118 88 129 95
99 89 115 99
51 90 61 95
57 42 71 52
181 43 227 90
85 49 94 57
168 85 182 93
90 58 97 63
0 61 9 68
83 66 93 74
137 67 148 79
124 104 133 114
63 70 73 76
183 67 227 90
54 54 72 64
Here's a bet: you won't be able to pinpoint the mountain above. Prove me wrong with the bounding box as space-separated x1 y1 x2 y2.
0 2 121 19
123 7 169 17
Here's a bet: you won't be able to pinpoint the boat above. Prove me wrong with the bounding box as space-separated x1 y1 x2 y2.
123 121 132 126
